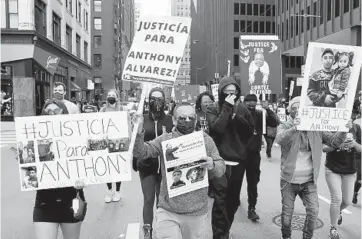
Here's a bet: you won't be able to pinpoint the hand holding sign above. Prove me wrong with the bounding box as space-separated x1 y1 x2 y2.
132 114 144 134
74 179 86 190
199 156 214 171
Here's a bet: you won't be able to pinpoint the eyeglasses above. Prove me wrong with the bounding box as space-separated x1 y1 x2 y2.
177 115 196 122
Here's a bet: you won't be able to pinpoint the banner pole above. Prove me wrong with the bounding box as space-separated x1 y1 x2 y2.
128 83 148 157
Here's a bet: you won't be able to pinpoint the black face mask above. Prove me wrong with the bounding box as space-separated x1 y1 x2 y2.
149 100 165 113
107 97 116 105
176 118 196 135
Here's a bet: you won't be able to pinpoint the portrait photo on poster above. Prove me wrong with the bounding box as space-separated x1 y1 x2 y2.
17 140 36 164
37 139 55 162
20 166 38 190
304 45 361 109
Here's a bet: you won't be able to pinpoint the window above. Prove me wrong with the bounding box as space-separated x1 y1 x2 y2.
1 0 6 28
94 17 101 30
253 21 259 33
234 37 239 50
313 2 317 27
35 0 46 35
260 21 265 33
307 6 310 30
234 3 239 15
286 0 289 10
282 0 284 13
240 3 245 15
297 56 302 68
327 0 332 20
94 54 102 68
247 3 252 15
52 12 61 45
343 0 349 13
301 10 304 32
84 41 88 63
266 21 271 33
285 57 290 68
2 0 19 28
66 0 72 13
240 20 246 32
76 34 81 58
272 22 276 33
296 16 299 35
234 54 239 67
78 1 81 22
247 21 252 33
320 0 324 24
354 0 360 8
260 4 265 15
66 25 72 52
272 5 275 16
290 17 294 37
266 4 271 16
84 11 89 31
335 0 340 17
234 20 239 32
291 56 296 68
94 36 101 48
281 22 284 41
285 20 288 39
253 4 259 15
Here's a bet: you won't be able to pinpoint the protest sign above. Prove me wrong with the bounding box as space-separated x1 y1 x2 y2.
277 108 286 122
121 16 191 86
239 35 282 95
296 77 303 86
211 84 219 102
256 105 266 134
161 131 208 198
15 112 133 191
298 42 362 132
289 80 295 97
82 105 98 113
174 85 200 103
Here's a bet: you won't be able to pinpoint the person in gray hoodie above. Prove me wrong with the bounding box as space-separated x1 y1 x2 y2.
133 102 226 239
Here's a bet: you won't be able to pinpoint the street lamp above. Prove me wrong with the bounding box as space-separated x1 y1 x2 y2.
291 14 321 64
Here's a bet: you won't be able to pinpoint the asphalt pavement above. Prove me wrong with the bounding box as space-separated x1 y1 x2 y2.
1 139 361 239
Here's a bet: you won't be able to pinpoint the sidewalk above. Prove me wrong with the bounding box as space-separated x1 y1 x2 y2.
1 121 15 132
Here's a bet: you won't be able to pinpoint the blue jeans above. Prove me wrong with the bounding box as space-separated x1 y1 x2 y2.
280 179 319 239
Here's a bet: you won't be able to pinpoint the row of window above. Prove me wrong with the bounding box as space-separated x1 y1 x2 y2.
234 3 275 17
176 11 190 17
234 20 276 34
278 0 360 41
1 0 18 28
279 0 359 14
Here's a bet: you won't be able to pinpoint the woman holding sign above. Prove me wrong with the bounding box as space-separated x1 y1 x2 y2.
34 99 86 239
100 89 124 203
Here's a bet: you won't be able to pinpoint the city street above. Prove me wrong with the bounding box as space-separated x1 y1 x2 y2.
1 135 361 239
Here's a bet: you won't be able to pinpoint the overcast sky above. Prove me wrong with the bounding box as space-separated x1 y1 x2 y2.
137 0 171 16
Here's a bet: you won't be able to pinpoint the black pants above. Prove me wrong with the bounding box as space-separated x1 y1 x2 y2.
226 151 261 226
264 135 275 157
209 174 229 239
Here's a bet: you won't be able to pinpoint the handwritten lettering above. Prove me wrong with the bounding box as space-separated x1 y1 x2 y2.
46 56 59 69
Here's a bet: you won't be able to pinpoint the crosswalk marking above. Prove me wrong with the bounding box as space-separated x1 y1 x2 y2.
1 131 17 148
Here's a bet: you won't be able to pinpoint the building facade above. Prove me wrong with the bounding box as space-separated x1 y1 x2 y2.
190 0 233 86
134 1 141 31
1 0 92 120
276 0 361 99
91 0 134 102
171 0 191 85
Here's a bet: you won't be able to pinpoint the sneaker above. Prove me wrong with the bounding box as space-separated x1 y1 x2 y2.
112 191 121 202
337 214 342 225
104 190 113 203
143 224 152 239
247 209 260 221
352 192 358 204
329 226 339 239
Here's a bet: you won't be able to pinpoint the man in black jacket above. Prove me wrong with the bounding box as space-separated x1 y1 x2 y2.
206 76 255 239
132 87 174 239
243 94 278 220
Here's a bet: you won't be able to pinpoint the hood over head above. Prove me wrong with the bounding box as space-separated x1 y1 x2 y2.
218 76 241 107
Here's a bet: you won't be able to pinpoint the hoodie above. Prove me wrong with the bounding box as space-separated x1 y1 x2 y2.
133 129 225 216
206 76 255 163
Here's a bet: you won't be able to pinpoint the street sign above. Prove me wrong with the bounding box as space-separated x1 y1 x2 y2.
215 72 219 79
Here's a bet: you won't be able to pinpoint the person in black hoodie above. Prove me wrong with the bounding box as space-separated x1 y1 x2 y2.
206 76 255 239
132 87 173 239
243 94 278 221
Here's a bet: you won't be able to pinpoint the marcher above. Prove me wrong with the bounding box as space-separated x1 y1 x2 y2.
132 87 173 239
323 121 361 239
53 82 79 114
242 94 278 220
34 99 86 239
353 101 361 204
206 76 255 238
263 100 280 160
275 96 350 239
100 89 123 203
195 92 214 133
133 102 226 239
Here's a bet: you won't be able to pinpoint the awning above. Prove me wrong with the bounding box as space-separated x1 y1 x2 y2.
1 44 35 63
70 81 81 92
1 44 60 75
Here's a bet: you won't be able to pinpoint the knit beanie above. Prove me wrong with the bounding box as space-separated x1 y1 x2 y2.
244 94 258 102
287 96 301 112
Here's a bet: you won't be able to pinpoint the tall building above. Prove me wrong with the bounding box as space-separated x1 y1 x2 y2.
91 0 134 102
171 0 191 85
1 0 92 120
190 0 233 86
134 1 141 30
276 0 361 99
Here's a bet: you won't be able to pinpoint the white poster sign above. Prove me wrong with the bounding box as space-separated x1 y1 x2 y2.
211 84 219 102
296 77 303 86
161 131 208 198
121 16 191 86
298 42 362 132
256 105 266 134
277 108 286 122
289 80 295 97
16 112 133 191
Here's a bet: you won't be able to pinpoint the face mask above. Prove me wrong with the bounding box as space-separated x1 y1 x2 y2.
176 118 196 135
150 99 165 113
245 102 257 111
107 97 116 105
54 92 65 101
